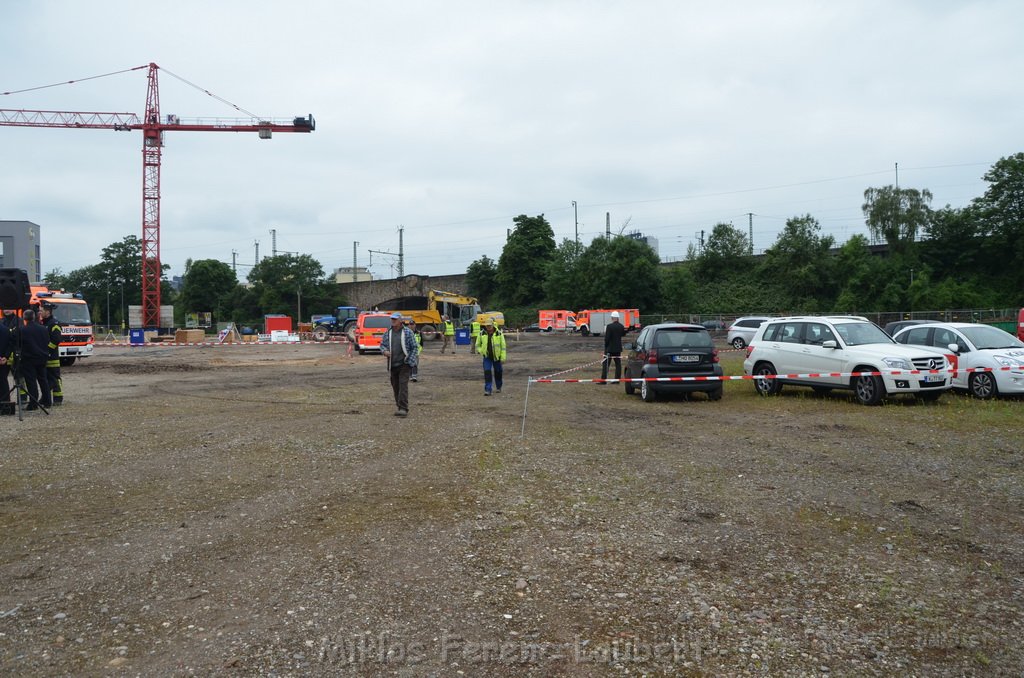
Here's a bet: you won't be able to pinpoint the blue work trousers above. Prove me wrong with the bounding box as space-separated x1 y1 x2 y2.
482 357 503 394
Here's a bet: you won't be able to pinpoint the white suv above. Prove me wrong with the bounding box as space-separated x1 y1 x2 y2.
742 316 952 405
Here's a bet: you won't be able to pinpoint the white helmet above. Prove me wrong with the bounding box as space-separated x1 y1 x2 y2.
611 311 620 319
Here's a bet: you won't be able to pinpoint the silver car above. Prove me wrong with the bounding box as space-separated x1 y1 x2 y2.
893 322 1024 398
726 316 770 349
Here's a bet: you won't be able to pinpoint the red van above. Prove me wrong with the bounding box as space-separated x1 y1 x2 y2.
538 309 576 332
355 312 392 354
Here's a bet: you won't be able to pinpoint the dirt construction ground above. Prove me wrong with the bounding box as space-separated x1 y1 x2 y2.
1 332 1022 677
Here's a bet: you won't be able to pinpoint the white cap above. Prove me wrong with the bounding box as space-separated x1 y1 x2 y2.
611 311 620 319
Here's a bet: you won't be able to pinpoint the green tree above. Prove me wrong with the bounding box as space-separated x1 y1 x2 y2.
831 237 923 312
832 235 874 311
662 263 697 313
875 255 919 311
542 239 585 309
759 214 836 309
495 214 556 306
248 253 329 319
690 278 786 314
923 205 981 274
465 255 498 307
43 265 104 326
694 223 752 280
179 259 240 324
41 235 170 329
972 152 1024 301
221 285 262 328
97 236 145 306
918 275 987 309
575 235 662 310
42 268 68 289
862 185 933 255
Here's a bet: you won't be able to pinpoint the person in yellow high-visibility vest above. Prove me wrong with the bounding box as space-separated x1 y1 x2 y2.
475 318 506 395
441 315 456 354
470 319 481 354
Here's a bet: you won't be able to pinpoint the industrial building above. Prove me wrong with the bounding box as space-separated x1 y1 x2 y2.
0 220 41 281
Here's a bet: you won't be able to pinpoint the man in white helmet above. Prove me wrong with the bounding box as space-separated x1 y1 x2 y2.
601 311 626 384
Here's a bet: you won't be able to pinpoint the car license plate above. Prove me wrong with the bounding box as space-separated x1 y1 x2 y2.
921 374 943 383
672 354 700 363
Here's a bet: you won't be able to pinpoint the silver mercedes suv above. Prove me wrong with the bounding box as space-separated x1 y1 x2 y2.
742 316 951 405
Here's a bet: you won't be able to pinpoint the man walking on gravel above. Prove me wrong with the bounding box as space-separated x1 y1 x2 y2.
380 313 418 417
476 318 506 396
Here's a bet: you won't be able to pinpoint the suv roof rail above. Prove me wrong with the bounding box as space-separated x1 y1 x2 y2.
769 315 869 322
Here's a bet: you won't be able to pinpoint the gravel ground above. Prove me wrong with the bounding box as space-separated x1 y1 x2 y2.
1 333 1022 676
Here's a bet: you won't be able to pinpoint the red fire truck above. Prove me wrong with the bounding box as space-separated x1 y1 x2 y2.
30 286 94 366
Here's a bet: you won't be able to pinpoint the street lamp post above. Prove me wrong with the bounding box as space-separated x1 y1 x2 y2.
106 286 111 329
909 268 915 315
572 200 578 246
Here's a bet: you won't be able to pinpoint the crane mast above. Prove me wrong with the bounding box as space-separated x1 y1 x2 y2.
0 62 315 328
142 63 163 327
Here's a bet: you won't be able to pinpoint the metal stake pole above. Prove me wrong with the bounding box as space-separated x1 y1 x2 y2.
520 377 533 439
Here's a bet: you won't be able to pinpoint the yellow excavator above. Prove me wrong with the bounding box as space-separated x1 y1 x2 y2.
372 289 503 340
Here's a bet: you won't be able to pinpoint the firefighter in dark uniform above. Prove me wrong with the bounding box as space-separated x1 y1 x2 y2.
0 310 14 407
2 308 18 331
4 308 22 405
18 309 52 410
40 301 64 405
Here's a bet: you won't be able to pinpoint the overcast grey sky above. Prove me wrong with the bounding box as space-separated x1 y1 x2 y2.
2 1 1021 282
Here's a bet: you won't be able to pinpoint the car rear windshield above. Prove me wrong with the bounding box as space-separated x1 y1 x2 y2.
654 328 712 348
363 316 391 329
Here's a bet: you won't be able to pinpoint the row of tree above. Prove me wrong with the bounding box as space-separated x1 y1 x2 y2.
46 153 1023 329
45 242 337 330
465 153 1023 324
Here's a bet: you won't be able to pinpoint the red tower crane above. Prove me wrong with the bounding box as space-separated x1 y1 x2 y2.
0 63 315 328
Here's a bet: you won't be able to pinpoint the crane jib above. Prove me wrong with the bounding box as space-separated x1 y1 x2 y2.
0 110 314 132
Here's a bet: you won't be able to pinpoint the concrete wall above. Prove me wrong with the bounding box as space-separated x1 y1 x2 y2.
338 273 469 310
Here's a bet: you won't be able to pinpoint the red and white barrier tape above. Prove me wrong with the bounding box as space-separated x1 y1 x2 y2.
96 340 349 347
531 366 1013 384
535 356 607 380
